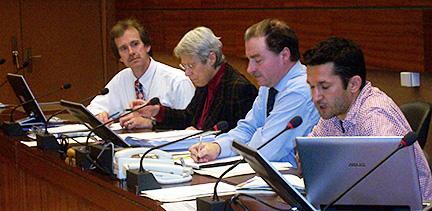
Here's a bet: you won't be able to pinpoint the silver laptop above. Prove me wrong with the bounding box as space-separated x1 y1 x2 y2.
296 136 422 210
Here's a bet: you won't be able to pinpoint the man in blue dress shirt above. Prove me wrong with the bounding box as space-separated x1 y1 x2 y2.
189 19 319 167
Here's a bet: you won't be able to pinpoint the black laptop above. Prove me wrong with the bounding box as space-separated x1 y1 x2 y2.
232 140 317 211
7 73 47 126
60 100 131 148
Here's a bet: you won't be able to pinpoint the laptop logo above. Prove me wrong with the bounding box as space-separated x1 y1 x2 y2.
348 162 366 167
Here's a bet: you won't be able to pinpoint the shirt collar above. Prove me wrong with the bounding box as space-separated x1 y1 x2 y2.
273 60 304 92
338 81 372 125
207 63 226 92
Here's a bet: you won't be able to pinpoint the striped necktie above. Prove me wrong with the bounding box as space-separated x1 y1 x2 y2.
134 79 144 99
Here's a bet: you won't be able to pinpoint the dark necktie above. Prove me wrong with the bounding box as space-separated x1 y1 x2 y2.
134 79 144 99
266 87 278 117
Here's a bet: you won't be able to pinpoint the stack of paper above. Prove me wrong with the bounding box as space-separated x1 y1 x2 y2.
118 130 216 151
141 182 236 202
194 161 292 178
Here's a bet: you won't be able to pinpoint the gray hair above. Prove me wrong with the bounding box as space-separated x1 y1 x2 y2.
174 26 225 68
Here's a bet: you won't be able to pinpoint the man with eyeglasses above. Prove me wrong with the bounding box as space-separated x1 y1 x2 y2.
119 26 257 130
87 19 195 124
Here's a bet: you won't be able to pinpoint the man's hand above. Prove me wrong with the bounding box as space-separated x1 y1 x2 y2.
189 142 221 163
130 99 160 117
129 99 146 108
119 111 153 129
95 112 109 123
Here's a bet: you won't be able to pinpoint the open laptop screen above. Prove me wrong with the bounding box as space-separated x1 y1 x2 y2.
296 136 421 210
7 73 47 124
60 100 130 148
232 140 317 211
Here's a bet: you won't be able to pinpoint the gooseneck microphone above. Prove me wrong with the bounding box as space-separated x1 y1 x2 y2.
12 36 19 70
102 97 160 128
322 132 418 211
257 116 302 151
126 121 229 193
43 88 109 133
9 83 72 122
197 116 303 210
35 88 109 151
81 97 161 146
1 82 71 137
139 121 229 172
49 97 160 138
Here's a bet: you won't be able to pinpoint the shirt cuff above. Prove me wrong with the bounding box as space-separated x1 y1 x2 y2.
215 134 236 158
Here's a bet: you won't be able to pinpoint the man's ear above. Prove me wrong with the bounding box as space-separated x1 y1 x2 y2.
145 45 151 54
348 75 362 93
280 47 291 63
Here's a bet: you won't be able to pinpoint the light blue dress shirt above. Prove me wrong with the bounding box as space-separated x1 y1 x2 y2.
216 61 319 167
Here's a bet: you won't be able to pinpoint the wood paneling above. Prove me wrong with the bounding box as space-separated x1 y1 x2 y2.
116 1 432 73
116 0 432 9
0 1 21 103
0 134 161 210
0 0 117 106
20 1 106 102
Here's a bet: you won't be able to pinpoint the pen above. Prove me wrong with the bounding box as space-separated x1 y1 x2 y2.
108 111 120 119
197 135 204 159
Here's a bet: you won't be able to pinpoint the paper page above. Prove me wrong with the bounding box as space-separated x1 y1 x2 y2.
118 130 216 150
194 162 292 178
21 136 96 147
161 201 197 211
237 174 304 190
141 182 236 202
118 130 203 140
47 123 88 134
177 155 243 169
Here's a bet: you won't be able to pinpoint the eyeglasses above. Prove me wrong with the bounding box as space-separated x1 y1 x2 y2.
179 63 194 70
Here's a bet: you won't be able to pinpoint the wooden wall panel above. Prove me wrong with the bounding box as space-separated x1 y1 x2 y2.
117 8 427 72
116 0 432 9
20 1 105 102
0 0 117 106
0 1 21 103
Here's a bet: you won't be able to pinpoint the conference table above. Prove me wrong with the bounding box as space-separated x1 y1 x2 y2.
0 131 292 210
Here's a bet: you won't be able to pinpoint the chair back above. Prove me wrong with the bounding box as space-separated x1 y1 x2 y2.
400 101 432 149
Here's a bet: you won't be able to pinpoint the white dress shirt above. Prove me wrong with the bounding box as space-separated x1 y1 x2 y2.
87 58 195 116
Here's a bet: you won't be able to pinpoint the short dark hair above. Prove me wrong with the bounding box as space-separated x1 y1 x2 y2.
244 19 300 61
110 18 152 59
303 36 366 89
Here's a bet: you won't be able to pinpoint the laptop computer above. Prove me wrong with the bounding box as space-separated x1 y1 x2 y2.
7 73 47 125
60 100 131 148
296 136 422 210
232 140 317 211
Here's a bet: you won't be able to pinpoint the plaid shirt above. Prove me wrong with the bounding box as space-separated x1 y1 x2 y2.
155 63 257 130
310 81 432 201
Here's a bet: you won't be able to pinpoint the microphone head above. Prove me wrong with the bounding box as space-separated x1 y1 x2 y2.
213 121 229 133
149 97 160 105
0 58 5 64
287 116 302 129
99 88 109 95
400 131 417 147
62 83 72 89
